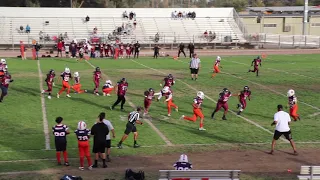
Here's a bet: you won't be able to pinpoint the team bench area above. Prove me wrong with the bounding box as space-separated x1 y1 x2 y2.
298 166 320 180
159 170 241 180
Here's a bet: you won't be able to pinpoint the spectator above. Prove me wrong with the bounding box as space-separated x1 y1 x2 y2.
123 11 128 19
134 41 140 58
192 11 196 19
64 32 68 40
183 11 186 18
173 154 192 170
204 30 208 37
39 31 44 41
19 25 24 33
91 112 109 168
65 43 70 58
26 24 30 33
85 15 90 22
133 19 137 29
34 43 41 60
102 113 115 162
57 40 63 57
129 11 134 20
93 27 98 34
155 33 159 43
45 34 50 41
188 42 195 58
153 44 159 59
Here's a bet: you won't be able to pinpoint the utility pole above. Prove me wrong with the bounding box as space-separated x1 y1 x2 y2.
303 0 308 35
70 0 72 8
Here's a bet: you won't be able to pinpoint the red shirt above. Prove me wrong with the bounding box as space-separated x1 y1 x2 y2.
117 82 128 96
93 71 101 82
57 42 63 49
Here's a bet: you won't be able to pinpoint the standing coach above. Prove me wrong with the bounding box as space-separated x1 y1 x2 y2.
189 54 201 81
270 104 298 155
187 42 195 58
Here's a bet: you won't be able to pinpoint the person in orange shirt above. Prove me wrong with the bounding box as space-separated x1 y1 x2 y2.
287 89 300 121
212 56 222 78
75 121 92 170
20 41 26 60
155 86 178 117
57 67 72 98
181 91 205 131
72 72 87 94
102 80 114 96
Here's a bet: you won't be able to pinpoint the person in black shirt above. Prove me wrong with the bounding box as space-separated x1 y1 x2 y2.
178 42 186 58
118 107 143 149
33 43 41 60
187 43 195 58
91 112 109 168
153 44 160 59
52 116 70 166
134 41 140 59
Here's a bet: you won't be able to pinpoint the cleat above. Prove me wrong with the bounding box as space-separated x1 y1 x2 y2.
92 164 98 168
79 167 84 171
237 111 241 115
109 106 114 110
168 114 171 117
294 151 298 155
88 166 93 170
175 107 179 112
269 150 274 155
180 115 185 120
117 144 123 149
41 90 45 94
53 82 55 86
57 162 62 165
106 157 111 162
199 127 206 131
222 116 227 120
48 96 51 100
107 94 111 96
56 93 60 98
95 93 100 96
103 92 106 96
66 94 71 98
64 162 70 166
297 116 301 121
134 144 140 148
102 164 107 168
237 104 240 109
84 90 87 93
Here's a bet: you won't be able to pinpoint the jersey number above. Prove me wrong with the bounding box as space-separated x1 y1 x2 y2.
122 86 127 91
177 167 189 170
54 132 65 137
78 136 88 141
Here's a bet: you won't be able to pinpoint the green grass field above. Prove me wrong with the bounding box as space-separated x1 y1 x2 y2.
1 54 320 179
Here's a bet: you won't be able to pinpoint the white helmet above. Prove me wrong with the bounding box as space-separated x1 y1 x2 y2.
77 121 87 130
287 89 295 97
65 67 70 73
1 59 6 64
106 80 112 84
74 72 79 77
216 56 221 61
178 154 189 163
162 86 170 93
197 91 204 99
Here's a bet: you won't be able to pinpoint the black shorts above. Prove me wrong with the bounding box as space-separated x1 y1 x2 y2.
190 68 199 74
105 140 111 148
124 122 137 135
58 49 62 52
55 140 67 151
79 54 84 58
273 130 292 141
93 141 106 153
65 52 69 54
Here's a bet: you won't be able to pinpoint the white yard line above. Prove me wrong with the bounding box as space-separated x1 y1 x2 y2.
309 112 320 117
84 60 173 146
131 60 287 143
37 60 51 150
225 59 320 112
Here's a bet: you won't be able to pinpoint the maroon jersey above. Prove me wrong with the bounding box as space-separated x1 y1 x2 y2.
253 59 261 66
45 74 55 83
2 73 12 88
239 90 251 101
93 71 101 82
193 96 203 108
145 91 155 100
164 77 175 87
120 45 124 50
288 95 297 108
218 92 232 103
60 72 72 82
100 44 104 51
117 82 128 96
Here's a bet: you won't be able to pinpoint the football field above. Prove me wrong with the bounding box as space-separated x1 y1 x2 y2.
1 53 320 179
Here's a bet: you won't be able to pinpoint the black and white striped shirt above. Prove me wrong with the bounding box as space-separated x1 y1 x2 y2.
190 58 201 69
128 111 140 125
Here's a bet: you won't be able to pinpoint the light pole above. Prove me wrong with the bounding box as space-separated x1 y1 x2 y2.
303 0 308 35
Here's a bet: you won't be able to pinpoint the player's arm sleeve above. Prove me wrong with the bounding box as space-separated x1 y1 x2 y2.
136 113 140 121
166 94 172 101
173 163 177 167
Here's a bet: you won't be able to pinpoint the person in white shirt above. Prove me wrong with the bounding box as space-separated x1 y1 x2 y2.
270 105 297 155
102 117 115 162
189 54 201 81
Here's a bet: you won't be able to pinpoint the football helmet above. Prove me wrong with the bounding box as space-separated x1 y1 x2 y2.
244 86 249 91
1 59 6 64
168 74 173 79
64 67 70 73
162 86 170 93
149 88 154 92
49 69 55 74
287 89 295 97
223 88 229 93
121 77 126 82
216 56 221 61
106 80 112 84
77 121 87 130
178 154 189 163
96 67 100 71
197 91 205 99
74 72 79 77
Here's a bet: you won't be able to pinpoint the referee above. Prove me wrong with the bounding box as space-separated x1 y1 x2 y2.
270 105 298 155
189 54 201 81
117 107 143 149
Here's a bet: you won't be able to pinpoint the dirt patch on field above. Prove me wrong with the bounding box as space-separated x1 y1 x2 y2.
1 148 320 179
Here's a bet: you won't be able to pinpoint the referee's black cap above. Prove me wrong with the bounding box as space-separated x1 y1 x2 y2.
277 104 283 109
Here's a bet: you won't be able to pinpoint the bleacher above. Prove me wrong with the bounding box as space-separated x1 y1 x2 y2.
0 7 247 45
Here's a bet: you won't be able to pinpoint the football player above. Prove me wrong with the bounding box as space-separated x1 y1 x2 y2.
110 78 128 111
237 86 251 115
248 56 262 76
75 121 92 170
156 86 178 117
212 56 222 78
173 154 192 171
57 67 72 98
143 88 155 116
72 72 87 94
287 89 300 121
181 91 205 130
211 88 232 120
93 67 102 96
0 71 13 102
102 80 114 96
42 69 55 99
52 117 70 166
0 59 8 76
160 74 175 89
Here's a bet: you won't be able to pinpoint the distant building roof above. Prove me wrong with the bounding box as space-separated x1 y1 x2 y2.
247 6 320 12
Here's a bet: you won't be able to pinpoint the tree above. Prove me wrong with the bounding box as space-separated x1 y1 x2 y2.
127 0 135 7
196 0 207 8
214 0 248 11
295 0 304 6
252 0 265 7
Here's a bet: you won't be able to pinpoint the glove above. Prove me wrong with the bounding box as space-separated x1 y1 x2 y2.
10 80 14 82
160 83 162 87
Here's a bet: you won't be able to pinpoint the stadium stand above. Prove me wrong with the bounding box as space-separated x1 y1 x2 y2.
158 170 241 180
0 7 247 45
298 166 320 180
